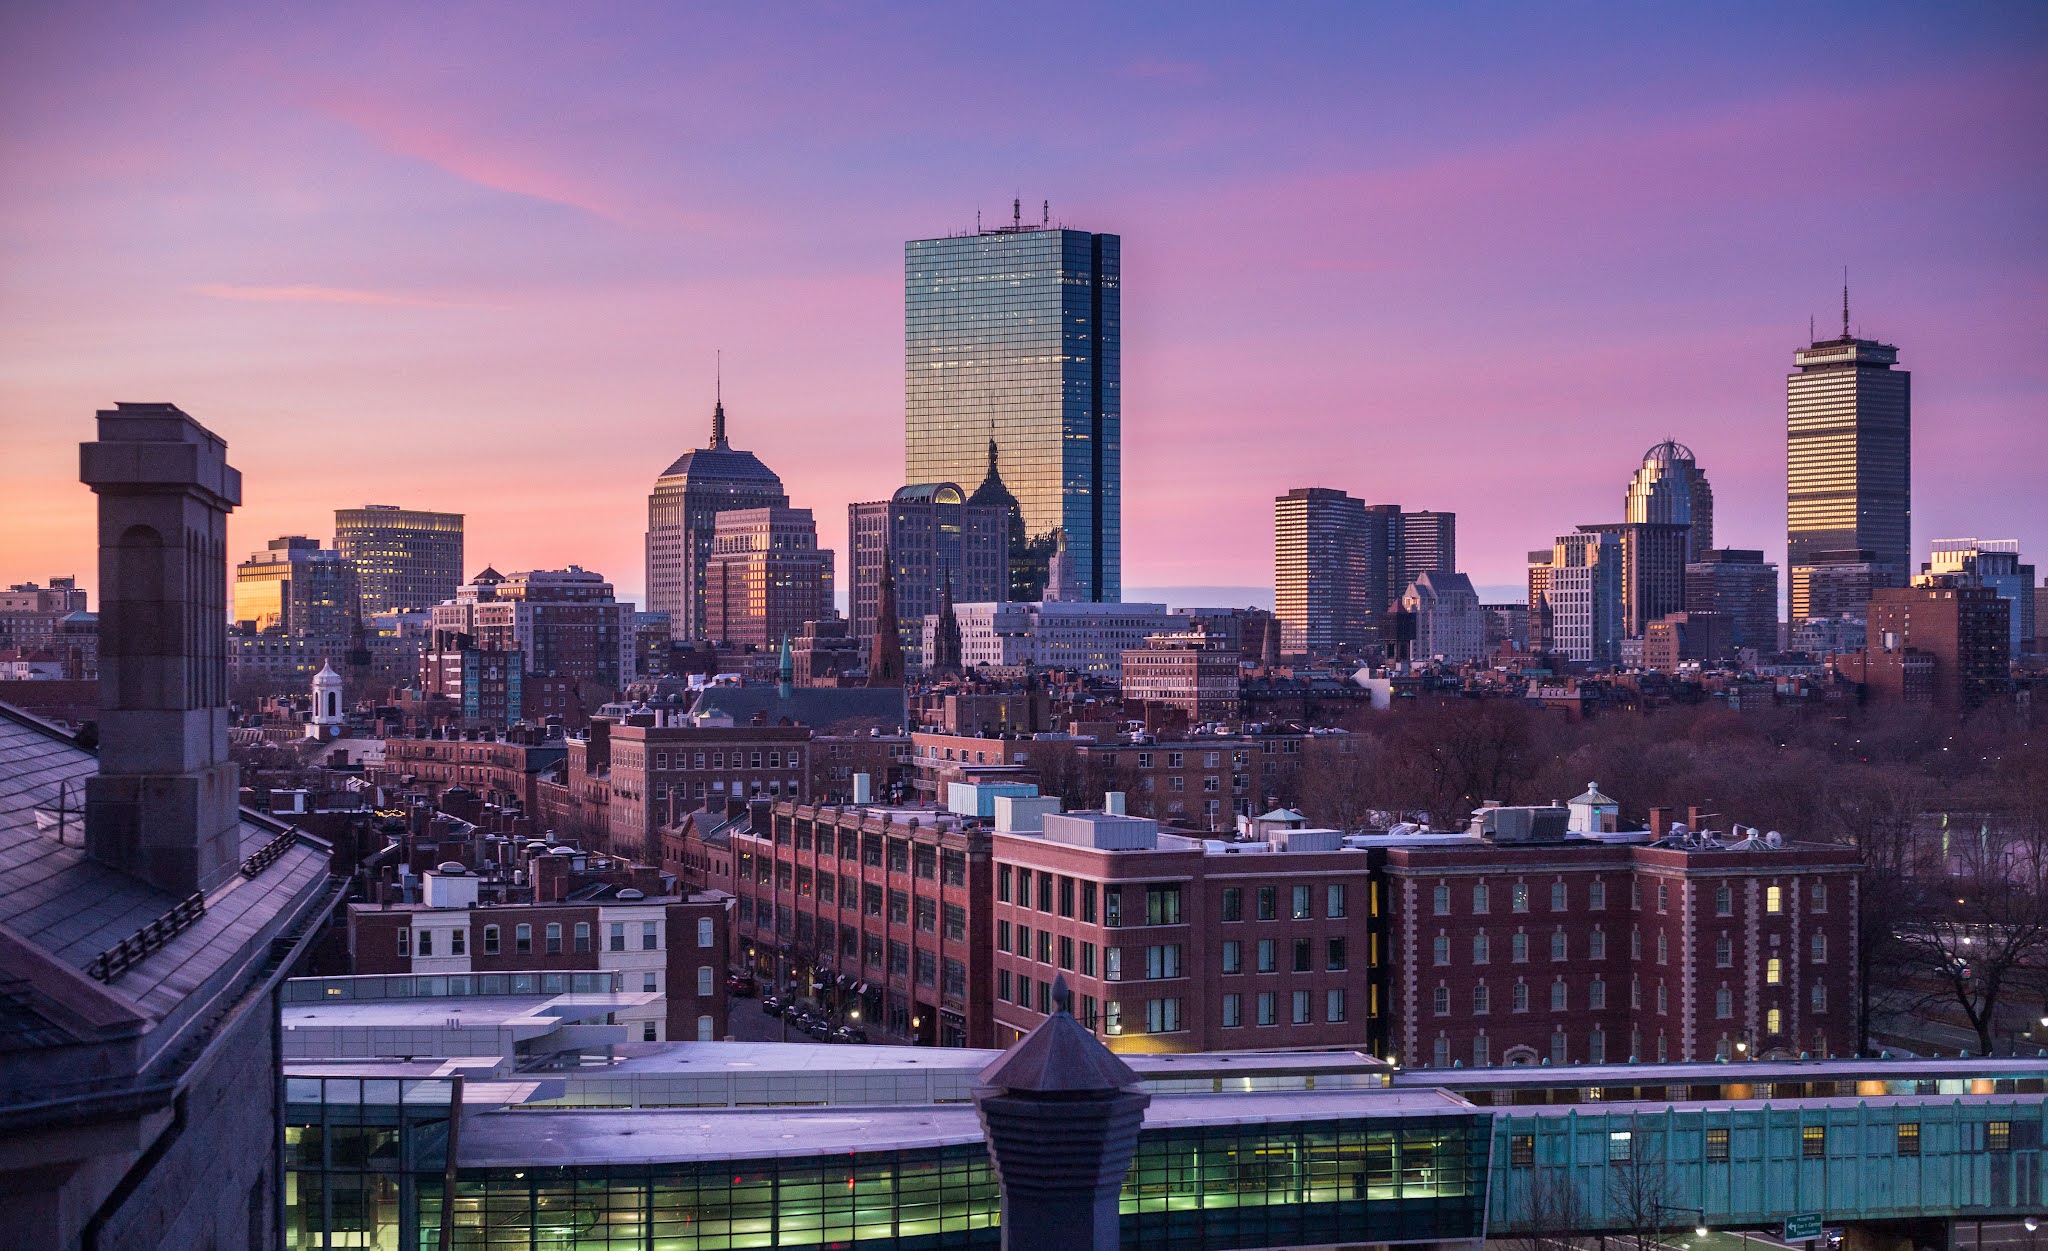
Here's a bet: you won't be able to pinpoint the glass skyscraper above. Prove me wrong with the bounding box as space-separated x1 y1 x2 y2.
906 219 1120 601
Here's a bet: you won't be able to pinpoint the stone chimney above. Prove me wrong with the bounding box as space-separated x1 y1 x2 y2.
973 976 1149 1251
80 404 244 896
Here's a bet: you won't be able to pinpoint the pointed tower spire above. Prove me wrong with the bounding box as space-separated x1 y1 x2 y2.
777 633 794 698
710 350 728 448
1841 267 1850 340
866 541 904 688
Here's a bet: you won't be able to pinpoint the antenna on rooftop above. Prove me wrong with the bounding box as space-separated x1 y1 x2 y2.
1013 197 1021 230
1841 266 1850 339
1043 199 1049 227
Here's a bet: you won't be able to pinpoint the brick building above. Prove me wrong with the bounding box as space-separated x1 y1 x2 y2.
606 722 813 862
729 800 995 1047
347 865 730 1042
991 809 1382 1054
1380 796 1861 1068
379 731 568 815
1120 632 1243 722
1840 580 2012 711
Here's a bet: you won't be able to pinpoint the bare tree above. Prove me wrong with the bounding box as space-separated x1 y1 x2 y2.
1892 814 2048 1054
1604 1127 1677 1251
1504 1168 1592 1251
1825 766 1928 1054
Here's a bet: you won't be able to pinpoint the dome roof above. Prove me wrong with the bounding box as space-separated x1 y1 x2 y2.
1641 438 1697 465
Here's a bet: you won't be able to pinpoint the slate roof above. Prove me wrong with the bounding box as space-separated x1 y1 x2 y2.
688 684 906 734
0 702 338 1066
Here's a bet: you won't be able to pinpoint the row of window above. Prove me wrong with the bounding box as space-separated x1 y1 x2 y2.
1220 883 1349 922
1429 929 1828 967
764 828 969 887
1220 937 1349 974
396 917 715 958
994 981 1350 1035
1508 1120 2010 1168
1430 978 1828 1018
647 748 802 772
1429 879 1828 917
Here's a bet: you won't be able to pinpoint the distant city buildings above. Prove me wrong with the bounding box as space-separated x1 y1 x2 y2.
233 536 358 639
1838 579 2011 711
1401 571 1486 665
1120 632 1243 721
1624 439 1713 557
646 398 790 641
934 600 1175 681
334 503 464 615
1530 530 1622 665
703 506 834 652
1787 310 1910 624
432 566 635 698
1684 548 1778 653
1399 511 1457 593
1927 538 2035 657
905 214 1121 601
850 483 1007 670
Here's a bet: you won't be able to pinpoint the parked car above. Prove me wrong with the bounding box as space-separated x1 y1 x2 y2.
762 995 786 1017
805 1019 836 1041
832 1025 868 1045
726 976 756 998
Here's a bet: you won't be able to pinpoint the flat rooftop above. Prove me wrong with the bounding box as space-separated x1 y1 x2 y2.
282 992 657 1032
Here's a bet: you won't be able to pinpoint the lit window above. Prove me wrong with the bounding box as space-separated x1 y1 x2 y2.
1766 885 1783 914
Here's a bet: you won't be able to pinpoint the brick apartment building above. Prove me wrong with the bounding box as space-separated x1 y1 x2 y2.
1837 580 2012 711
1119 632 1244 722
991 808 1383 1054
727 800 995 1047
380 731 568 814
606 722 812 862
1380 797 1861 1068
348 863 731 1042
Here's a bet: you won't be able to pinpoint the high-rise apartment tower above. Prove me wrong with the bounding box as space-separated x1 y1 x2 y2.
905 212 1120 601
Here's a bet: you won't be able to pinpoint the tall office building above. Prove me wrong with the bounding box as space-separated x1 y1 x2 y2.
1531 530 1622 665
703 506 835 652
1624 440 1713 558
233 536 358 639
1400 511 1457 592
1787 303 1910 623
334 504 464 615
1275 488 1380 656
1927 538 2036 657
1583 521 1691 640
1684 548 1779 653
647 398 790 640
905 212 1120 601
849 484 1008 670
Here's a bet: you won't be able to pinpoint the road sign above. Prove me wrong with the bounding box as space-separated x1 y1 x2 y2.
1782 1215 1824 1241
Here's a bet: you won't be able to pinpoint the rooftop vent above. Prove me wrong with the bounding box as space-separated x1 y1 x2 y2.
617 887 645 900
436 861 466 875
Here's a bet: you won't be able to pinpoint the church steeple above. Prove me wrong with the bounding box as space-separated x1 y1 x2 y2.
866 542 904 688
934 565 963 677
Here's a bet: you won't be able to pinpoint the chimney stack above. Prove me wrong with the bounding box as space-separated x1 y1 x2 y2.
1648 806 1671 839
80 404 244 895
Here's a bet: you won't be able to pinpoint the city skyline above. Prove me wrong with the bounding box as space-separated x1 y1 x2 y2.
2 5 2045 608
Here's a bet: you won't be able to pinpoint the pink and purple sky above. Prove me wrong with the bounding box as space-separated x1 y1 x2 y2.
3 3 2044 609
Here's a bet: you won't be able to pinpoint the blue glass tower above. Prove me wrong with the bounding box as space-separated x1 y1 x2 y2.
906 215 1120 602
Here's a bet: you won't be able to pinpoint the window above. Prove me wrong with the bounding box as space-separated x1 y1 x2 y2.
1472 934 1490 964
1104 947 1122 981
1551 981 1568 1011
1512 882 1530 913
1145 885 1182 926
1258 886 1277 920
1810 933 1827 963
946 904 967 943
1037 871 1054 912
1716 987 1733 1018
483 925 499 956
1104 890 1122 927
1433 985 1450 1016
1059 876 1074 917
1222 993 1242 1027
1802 1126 1826 1159
610 922 626 952
1656 932 1668 964
1766 958 1782 986
1896 1123 1920 1157
516 924 532 955
1590 929 1607 960
1082 942 1097 976
396 928 410 958
1766 885 1783 914
1630 880 1641 909
1766 1007 1783 1035
1989 1121 2012 1152
1512 982 1530 1012
1145 998 1182 1033
1608 1131 1633 1163
1551 931 1567 961
1510 1133 1535 1168
1327 884 1347 919
1656 983 1668 1014
1222 940 1241 974
644 921 660 950
450 929 465 956
574 922 591 953
1145 944 1182 980
1473 883 1490 914
1550 881 1567 911
1434 1037 1452 1067
997 866 1011 903
997 969 1011 1002
1326 989 1346 1022
1511 932 1529 963
1257 939 1276 973
1081 881 1097 923
1631 930 1642 960
1589 978 1606 1010
1292 885 1311 920
1706 1128 1730 1162
1292 989 1311 1024
1326 938 1346 971
1811 880 1827 911
1433 883 1450 915
1293 938 1312 973
1433 935 1451 966
1221 887 1242 921
1716 935 1733 967
419 928 435 957
1473 984 1490 1014
1589 1029 1606 1063
546 923 562 954
1257 992 1276 1026
1473 1033 1491 1067
1715 882 1733 915
1589 880 1606 910
1811 982 1827 1013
